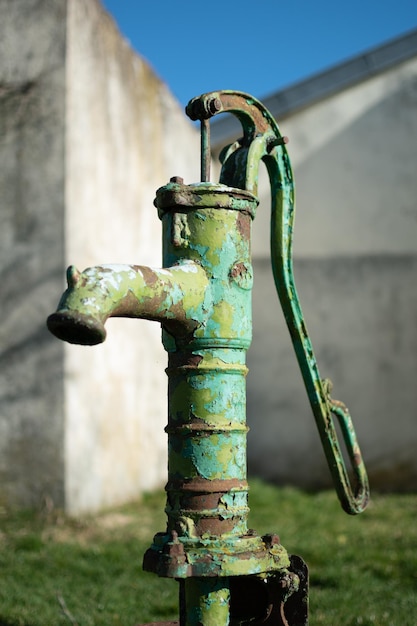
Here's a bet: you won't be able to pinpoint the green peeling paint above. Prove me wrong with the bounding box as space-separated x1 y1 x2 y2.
47 89 369 625
183 578 230 626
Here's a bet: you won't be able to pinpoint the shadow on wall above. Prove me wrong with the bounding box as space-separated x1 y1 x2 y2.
247 255 417 493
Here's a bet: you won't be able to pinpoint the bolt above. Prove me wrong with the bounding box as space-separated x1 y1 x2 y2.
267 136 289 152
207 96 222 115
170 176 184 184
262 533 281 547
185 95 222 121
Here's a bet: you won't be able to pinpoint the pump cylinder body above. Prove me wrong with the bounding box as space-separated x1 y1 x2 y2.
160 183 254 546
165 348 249 540
143 183 291 594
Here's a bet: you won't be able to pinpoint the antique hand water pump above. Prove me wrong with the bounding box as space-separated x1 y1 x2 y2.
47 91 369 625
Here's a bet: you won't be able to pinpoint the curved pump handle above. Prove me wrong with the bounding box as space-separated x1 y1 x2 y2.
186 90 369 515
186 91 288 188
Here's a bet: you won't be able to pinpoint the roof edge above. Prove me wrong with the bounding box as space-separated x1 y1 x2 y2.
211 27 417 145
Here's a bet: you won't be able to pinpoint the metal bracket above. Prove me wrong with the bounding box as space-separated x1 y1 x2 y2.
229 555 308 625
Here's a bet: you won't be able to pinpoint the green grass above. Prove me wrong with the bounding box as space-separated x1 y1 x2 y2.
0 480 416 625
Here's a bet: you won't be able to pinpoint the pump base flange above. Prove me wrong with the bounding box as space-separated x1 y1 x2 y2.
144 531 290 579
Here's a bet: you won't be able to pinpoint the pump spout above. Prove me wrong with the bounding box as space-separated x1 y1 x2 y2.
47 261 210 346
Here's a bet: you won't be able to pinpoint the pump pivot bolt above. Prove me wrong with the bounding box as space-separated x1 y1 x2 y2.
207 96 222 115
185 95 222 120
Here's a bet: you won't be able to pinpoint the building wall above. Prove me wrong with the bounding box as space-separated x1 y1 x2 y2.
0 0 200 513
1 0 415 514
64 0 199 514
244 55 417 490
0 0 67 509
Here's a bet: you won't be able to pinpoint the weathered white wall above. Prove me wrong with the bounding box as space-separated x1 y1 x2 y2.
64 0 199 513
0 0 200 513
244 55 417 490
0 0 67 509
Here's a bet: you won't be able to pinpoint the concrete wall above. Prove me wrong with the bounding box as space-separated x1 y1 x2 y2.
0 0 67 509
1 0 415 514
0 0 200 513
244 55 417 490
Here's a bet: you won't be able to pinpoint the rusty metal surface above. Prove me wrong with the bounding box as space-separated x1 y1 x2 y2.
229 554 308 625
47 89 370 624
144 531 290 579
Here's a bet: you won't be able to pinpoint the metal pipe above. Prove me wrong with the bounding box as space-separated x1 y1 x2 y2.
182 578 230 626
200 119 211 182
47 262 209 346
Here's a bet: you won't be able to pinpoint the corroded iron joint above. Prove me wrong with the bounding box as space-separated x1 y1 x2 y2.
185 94 223 121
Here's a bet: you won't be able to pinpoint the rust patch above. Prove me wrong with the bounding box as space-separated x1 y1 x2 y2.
237 211 251 241
230 262 246 279
167 477 247 493
111 290 141 316
178 491 229 512
135 265 160 286
195 516 237 536
168 353 203 369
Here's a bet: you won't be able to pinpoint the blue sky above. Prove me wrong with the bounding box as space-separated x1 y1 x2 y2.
102 1 417 108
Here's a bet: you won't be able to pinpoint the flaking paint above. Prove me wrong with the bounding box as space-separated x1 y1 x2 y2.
47 91 370 624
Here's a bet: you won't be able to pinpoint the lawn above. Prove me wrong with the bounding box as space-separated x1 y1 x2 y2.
0 479 416 625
